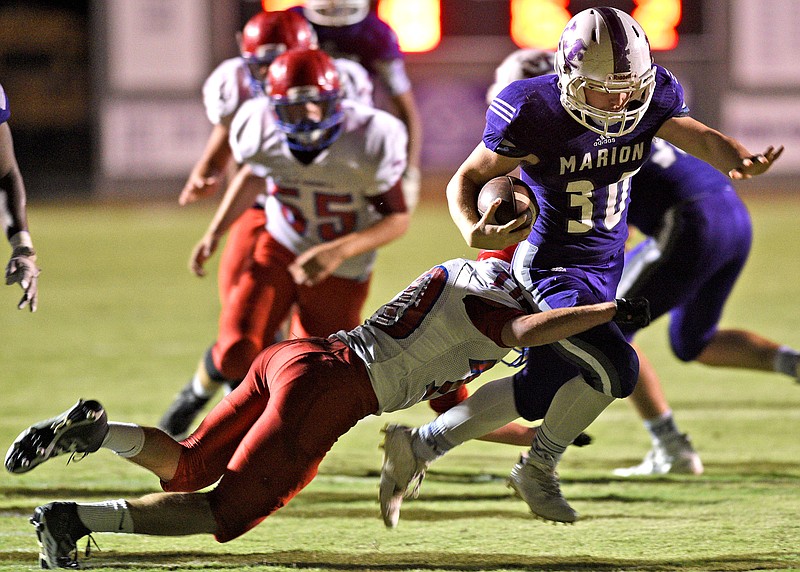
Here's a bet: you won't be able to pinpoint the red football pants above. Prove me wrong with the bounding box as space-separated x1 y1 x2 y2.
163 338 379 542
217 207 267 307
212 231 370 380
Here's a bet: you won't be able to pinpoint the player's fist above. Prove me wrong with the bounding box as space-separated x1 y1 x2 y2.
613 297 650 328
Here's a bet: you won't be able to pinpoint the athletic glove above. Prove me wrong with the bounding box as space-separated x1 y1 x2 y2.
613 297 650 328
6 245 40 312
571 432 593 447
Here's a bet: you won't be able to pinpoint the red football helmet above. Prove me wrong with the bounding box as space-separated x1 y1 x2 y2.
267 48 344 152
239 11 317 91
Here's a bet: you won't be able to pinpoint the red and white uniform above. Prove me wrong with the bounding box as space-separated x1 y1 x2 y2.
205 97 407 381
204 57 376 302
230 97 406 281
336 258 531 411
163 258 530 542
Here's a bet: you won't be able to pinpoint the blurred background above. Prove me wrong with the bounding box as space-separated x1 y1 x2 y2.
1 0 799 202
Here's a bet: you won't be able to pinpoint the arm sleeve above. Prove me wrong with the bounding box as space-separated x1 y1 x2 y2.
0 84 10 124
464 295 526 347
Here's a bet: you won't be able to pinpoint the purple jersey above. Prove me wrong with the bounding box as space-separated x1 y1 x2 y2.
290 7 403 74
628 138 734 235
619 138 751 360
0 83 10 124
485 65 688 264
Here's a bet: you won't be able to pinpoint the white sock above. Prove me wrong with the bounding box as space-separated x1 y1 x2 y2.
643 410 679 442
774 345 800 378
529 375 615 467
101 422 146 458
76 500 134 533
192 374 217 399
413 376 519 462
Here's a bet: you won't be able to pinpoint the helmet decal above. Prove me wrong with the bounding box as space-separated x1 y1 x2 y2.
561 27 587 73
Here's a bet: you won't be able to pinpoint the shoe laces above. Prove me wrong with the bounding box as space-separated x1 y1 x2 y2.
66 451 91 466
84 534 100 559
406 470 426 499
523 457 562 496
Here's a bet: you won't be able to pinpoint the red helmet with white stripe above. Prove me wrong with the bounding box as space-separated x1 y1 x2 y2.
267 48 344 152
239 11 317 91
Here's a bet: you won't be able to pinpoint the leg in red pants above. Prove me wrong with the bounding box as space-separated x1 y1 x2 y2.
163 338 379 542
213 232 371 381
217 206 266 307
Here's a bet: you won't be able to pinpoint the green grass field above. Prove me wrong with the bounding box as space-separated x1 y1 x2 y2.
0 196 798 571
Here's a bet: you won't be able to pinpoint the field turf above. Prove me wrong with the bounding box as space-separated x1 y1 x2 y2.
0 196 798 571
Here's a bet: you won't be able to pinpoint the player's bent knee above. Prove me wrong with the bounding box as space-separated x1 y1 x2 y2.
670 338 706 363
216 339 262 381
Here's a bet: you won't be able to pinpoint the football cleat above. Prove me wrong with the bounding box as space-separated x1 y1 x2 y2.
31 502 91 569
157 382 210 438
613 433 704 477
379 424 429 528
507 453 578 523
5 400 108 474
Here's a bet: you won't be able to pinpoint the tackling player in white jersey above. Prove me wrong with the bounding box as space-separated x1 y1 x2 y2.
5 254 649 568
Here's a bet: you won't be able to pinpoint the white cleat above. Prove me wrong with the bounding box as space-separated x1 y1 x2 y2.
507 454 578 524
379 424 429 528
613 433 704 477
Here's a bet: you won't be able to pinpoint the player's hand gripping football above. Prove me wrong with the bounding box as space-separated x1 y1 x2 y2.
5 246 39 312
471 198 532 250
613 297 650 328
728 146 784 180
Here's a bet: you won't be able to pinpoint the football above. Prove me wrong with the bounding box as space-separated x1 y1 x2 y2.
477 175 537 226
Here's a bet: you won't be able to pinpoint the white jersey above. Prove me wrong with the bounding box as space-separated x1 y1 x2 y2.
202 57 258 126
202 57 373 126
334 258 533 413
229 98 407 281
334 58 374 107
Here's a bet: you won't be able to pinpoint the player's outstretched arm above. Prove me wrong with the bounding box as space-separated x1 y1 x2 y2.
190 163 264 277
502 298 650 348
1 123 39 311
657 116 783 180
178 124 233 206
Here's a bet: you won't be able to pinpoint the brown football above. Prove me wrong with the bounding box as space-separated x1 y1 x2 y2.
477 175 537 226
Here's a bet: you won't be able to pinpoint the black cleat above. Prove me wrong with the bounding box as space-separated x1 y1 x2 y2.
31 502 91 569
5 400 108 474
158 382 210 438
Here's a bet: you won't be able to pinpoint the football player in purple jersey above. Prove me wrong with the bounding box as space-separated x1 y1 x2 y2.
440 7 782 523
611 138 800 476
5 255 647 568
0 83 39 312
291 0 423 211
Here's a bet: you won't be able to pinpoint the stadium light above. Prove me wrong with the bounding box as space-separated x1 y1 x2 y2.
261 0 303 9
509 0 682 51
378 0 441 52
511 0 570 49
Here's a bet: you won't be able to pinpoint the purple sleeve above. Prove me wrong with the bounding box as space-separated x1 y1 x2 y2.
0 84 10 124
483 81 533 158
